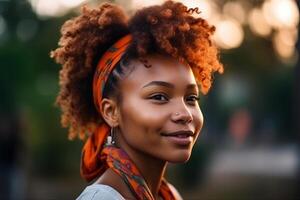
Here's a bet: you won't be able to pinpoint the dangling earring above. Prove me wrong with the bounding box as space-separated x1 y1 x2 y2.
106 127 115 146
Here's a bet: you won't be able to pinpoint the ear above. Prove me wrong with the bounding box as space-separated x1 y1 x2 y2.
99 98 119 127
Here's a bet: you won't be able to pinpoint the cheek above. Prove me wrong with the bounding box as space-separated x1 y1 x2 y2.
119 96 168 136
193 105 204 140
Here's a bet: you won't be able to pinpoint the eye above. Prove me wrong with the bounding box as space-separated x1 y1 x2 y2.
186 95 200 104
149 93 169 102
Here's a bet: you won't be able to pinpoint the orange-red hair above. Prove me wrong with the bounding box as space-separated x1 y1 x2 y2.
50 1 223 140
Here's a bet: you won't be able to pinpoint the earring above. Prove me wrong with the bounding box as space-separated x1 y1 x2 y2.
106 127 115 146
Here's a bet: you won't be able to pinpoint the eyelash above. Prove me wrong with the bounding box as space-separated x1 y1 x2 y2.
186 95 200 102
149 94 199 104
149 93 169 102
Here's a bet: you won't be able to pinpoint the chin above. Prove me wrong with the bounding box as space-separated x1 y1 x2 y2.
166 149 192 163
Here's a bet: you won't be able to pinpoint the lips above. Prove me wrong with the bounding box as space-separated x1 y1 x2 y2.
161 130 194 146
161 130 194 137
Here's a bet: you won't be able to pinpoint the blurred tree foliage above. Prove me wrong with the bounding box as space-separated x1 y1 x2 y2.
0 0 82 178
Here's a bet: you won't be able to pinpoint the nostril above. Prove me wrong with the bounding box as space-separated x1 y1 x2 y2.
172 111 193 124
184 116 193 124
172 100 193 123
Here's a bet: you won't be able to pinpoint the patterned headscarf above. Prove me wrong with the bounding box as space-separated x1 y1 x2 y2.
81 34 132 181
80 34 177 200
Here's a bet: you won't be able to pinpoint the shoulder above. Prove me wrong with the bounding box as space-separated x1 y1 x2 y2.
168 183 183 200
76 184 125 200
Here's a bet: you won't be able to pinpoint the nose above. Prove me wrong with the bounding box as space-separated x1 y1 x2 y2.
171 100 193 124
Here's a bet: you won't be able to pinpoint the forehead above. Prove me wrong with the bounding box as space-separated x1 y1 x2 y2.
124 54 197 87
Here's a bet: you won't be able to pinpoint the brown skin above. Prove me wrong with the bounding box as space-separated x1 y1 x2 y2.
98 54 203 199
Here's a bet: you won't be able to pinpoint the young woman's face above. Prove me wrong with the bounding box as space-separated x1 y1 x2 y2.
117 54 203 163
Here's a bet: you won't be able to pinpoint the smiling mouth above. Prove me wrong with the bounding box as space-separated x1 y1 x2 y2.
161 130 194 137
161 130 194 146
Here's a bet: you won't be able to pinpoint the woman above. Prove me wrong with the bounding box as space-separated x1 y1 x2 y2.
51 1 223 199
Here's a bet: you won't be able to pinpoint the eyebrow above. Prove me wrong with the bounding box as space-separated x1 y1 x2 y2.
142 81 198 90
142 81 174 88
186 84 198 90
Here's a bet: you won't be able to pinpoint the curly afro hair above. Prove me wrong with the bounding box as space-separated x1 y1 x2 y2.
50 0 223 140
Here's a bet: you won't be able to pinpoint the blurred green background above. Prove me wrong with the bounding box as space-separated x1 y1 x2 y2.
0 0 299 199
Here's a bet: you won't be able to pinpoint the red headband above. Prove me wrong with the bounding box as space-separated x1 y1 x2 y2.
81 34 132 181
93 34 132 112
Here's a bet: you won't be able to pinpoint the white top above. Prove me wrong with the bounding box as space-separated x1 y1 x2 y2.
76 184 125 200
76 183 182 200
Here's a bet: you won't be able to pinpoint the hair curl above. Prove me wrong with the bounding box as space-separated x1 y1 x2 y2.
50 0 223 140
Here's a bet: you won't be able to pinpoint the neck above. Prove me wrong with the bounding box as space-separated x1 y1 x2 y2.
116 138 167 198
132 149 167 197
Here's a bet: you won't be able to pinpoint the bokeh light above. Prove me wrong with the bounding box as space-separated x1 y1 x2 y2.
130 0 164 9
223 1 246 24
27 0 299 55
28 0 88 17
214 18 244 49
263 0 300 62
273 28 298 59
248 8 272 37
263 0 299 29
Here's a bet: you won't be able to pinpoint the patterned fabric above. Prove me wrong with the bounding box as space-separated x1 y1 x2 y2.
81 34 132 182
80 34 177 200
93 34 132 113
104 146 176 200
